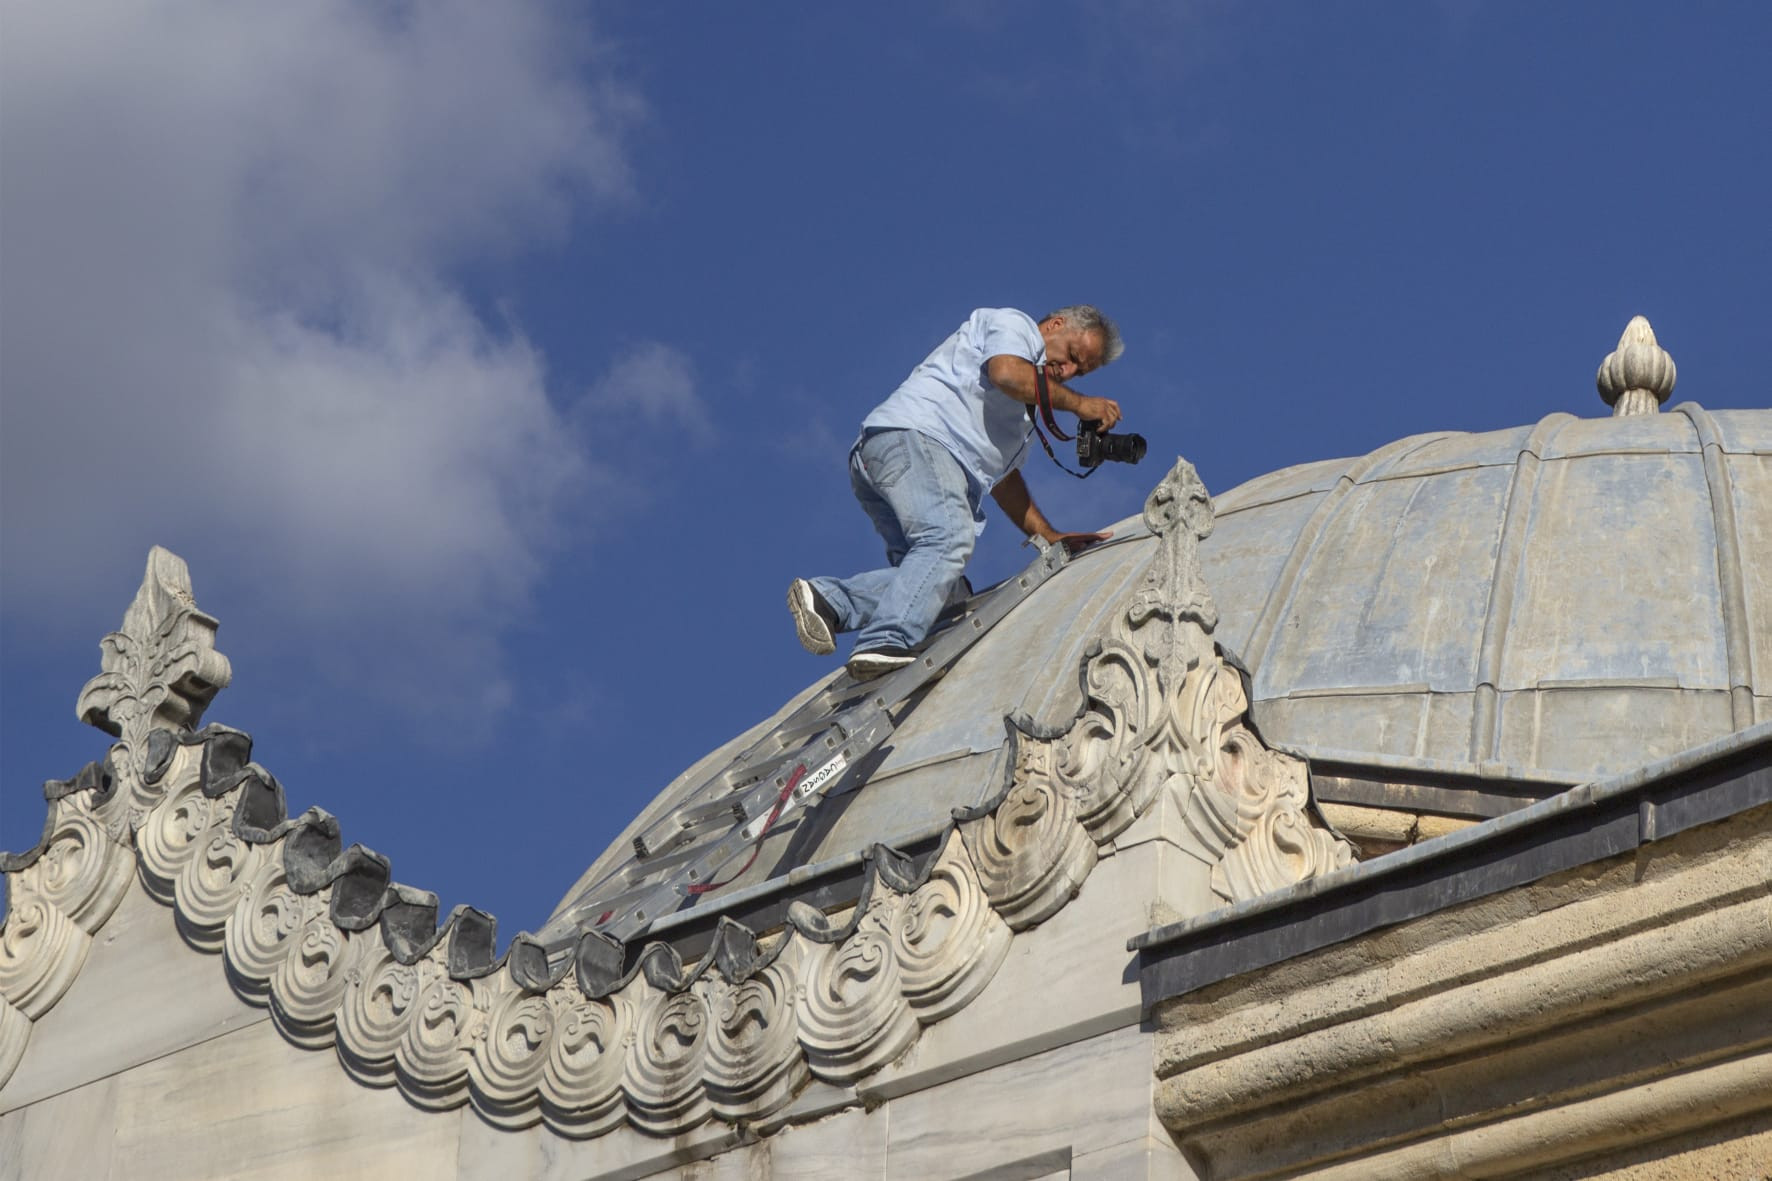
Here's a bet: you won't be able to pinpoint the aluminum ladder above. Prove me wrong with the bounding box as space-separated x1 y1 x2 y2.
537 539 1075 951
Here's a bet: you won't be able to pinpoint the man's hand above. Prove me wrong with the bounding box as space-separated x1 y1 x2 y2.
1047 529 1114 554
990 471 1113 554
1072 396 1122 430
986 355 1124 432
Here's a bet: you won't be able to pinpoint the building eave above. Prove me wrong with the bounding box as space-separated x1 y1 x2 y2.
1132 718 1772 1012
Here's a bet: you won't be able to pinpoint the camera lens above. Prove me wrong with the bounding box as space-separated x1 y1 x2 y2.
1074 423 1146 468
1103 432 1146 464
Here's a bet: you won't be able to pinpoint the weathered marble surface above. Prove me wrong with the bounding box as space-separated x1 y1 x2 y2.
452 1024 1185 1181
1152 799 1772 1180
0 1071 118 1181
0 876 267 1112
1 1018 465 1181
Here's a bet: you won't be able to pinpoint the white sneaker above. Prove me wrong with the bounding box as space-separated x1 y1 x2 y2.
846 646 915 680
788 579 838 655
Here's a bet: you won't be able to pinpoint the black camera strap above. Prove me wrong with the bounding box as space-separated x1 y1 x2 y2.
1027 366 1096 480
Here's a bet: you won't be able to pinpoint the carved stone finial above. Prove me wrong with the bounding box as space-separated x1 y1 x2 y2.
1127 459 1218 686
1596 316 1676 417
76 546 231 749
1027 454 1352 898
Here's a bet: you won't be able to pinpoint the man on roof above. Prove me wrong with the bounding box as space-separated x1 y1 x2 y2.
789 305 1126 680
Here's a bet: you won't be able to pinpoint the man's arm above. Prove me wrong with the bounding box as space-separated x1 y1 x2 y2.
990 469 1113 554
984 355 1122 430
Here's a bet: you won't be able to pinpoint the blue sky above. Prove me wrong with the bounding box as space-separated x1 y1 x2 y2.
3 2 1767 947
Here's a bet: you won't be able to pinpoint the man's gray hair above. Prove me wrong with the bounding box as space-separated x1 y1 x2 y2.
1042 305 1125 365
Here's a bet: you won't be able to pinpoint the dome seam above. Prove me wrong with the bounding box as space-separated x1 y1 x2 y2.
1469 413 1580 766
1672 402 1757 729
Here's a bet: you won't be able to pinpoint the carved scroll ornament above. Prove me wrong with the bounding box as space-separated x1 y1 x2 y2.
1 475 1353 1137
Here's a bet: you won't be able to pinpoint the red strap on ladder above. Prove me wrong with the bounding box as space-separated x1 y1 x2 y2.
683 762 808 896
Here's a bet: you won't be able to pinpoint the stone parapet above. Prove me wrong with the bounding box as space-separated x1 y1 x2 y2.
1149 792 1772 1179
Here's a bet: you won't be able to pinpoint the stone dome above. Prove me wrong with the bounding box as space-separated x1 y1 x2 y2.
552 400 1769 935
1205 402 1769 782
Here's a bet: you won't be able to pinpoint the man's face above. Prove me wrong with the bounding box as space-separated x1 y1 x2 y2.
1040 319 1105 382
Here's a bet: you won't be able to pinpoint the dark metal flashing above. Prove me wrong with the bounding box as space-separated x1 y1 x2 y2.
1131 723 1772 1014
0 759 116 878
1309 763 1564 820
13 707 1761 1020
0 724 524 982
655 828 947 968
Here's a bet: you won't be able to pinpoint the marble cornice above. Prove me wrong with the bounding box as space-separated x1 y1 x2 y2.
2 463 1354 1139
1150 792 1772 1180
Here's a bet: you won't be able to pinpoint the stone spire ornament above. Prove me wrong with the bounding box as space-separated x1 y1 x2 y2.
1596 316 1676 416
1001 458 1353 909
74 547 231 829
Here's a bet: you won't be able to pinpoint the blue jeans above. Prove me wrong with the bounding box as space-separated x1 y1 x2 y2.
812 429 978 652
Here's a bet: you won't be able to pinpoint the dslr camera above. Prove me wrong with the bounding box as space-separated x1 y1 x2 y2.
1076 419 1147 469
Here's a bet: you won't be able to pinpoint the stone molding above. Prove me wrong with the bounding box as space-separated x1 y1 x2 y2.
1150 801 1772 1180
1 460 1353 1140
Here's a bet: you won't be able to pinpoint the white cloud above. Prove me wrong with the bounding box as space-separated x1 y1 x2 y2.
0 0 636 732
575 342 713 448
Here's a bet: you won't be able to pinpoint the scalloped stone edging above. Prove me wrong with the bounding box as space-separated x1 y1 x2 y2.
1 461 1355 1140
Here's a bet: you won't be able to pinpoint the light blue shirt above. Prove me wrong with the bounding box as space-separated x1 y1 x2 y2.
860 308 1044 511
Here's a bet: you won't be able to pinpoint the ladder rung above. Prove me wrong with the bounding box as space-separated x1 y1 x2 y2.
622 837 728 887
632 796 747 859
717 723 850 793
768 712 852 752
594 823 763 936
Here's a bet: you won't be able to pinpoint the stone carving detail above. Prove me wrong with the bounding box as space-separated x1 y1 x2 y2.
337 941 430 1087
1004 462 1231 909
225 860 320 1003
1081 465 1225 825
174 796 264 951
1001 460 1353 914
1597 315 1676 417
471 983 555 1129
705 940 808 1121
137 775 216 906
1 482 1355 1136
1049 631 1156 839
1126 460 1220 688
24 800 135 933
0 788 135 1079
541 985 633 1137
623 980 713 1134
1211 723 1355 901
395 959 479 1110
891 832 1012 1022
0 894 89 1021
0 551 232 1089
75 548 231 833
798 901 920 1084
269 907 359 1049
1180 666 1266 863
963 778 1097 929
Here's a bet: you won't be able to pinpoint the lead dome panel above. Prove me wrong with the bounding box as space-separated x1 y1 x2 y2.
1201 405 1767 780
